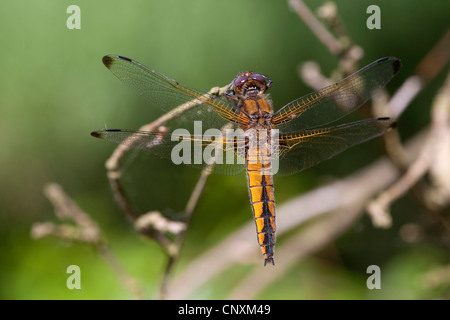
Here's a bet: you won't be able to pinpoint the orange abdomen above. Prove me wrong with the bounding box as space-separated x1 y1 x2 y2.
246 143 276 265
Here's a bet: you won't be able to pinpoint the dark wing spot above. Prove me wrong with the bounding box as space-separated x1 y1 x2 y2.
90 131 101 138
376 57 402 75
91 129 122 138
393 59 402 75
102 55 114 68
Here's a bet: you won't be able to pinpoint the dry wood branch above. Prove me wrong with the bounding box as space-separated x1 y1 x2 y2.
184 164 215 220
383 29 450 121
298 61 331 91
34 183 102 243
368 69 450 227
295 1 365 94
386 76 424 120
291 0 364 82
367 30 450 226
373 30 450 173
135 211 186 235
31 183 144 300
367 141 433 228
425 73 450 209
289 0 342 55
414 29 450 84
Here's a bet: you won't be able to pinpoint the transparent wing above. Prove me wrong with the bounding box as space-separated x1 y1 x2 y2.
272 57 401 132
91 128 246 175
274 117 396 175
102 54 250 131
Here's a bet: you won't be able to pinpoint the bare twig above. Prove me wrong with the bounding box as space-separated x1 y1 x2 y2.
372 88 412 169
422 68 450 211
367 30 450 228
36 183 102 243
414 29 450 84
374 29 450 171
291 0 364 84
135 211 186 235
184 164 215 220
366 138 434 227
289 0 343 55
368 69 450 227
32 183 144 299
386 76 424 120
294 0 366 99
298 61 332 90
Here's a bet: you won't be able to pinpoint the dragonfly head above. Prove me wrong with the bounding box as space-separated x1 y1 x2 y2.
232 72 272 98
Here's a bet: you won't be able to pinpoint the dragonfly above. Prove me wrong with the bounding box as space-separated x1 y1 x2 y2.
91 54 401 266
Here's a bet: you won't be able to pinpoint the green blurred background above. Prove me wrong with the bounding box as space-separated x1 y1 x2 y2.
0 0 449 299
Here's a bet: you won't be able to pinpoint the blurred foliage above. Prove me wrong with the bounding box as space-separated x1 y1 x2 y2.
0 0 449 299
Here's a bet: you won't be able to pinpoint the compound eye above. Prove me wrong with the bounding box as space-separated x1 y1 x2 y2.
250 74 266 84
234 75 248 88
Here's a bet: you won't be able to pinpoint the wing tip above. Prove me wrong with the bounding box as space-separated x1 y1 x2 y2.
91 129 126 138
90 131 101 138
102 55 114 68
102 55 133 69
377 57 402 75
392 59 402 75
